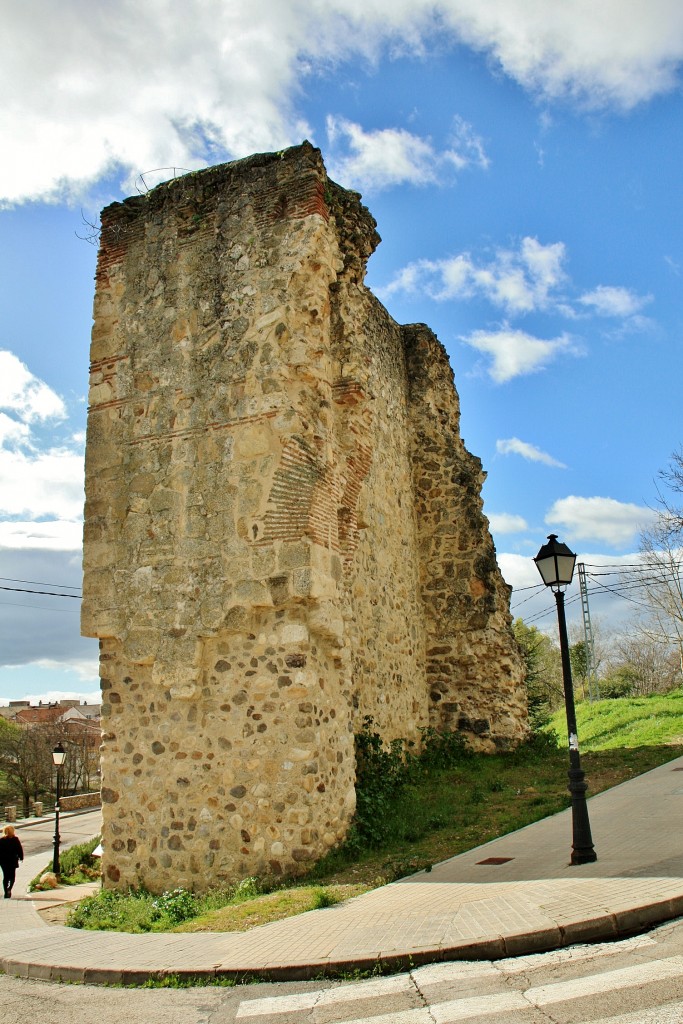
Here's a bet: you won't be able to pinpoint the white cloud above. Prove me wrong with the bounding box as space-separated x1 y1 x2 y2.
0 350 84 542
0 413 30 448
3 2 683 205
0 351 66 423
326 115 488 191
442 0 683 111
546 495 656 545
446 115 490 171
496 437 567 468
462 327 577 383
0 2 311 206
0 520 83 552
380 239 654 334
579 285 653 317
326 118 441 189
497 552 541 591
488 512 528 533
0 448 84 521
380 237 567 312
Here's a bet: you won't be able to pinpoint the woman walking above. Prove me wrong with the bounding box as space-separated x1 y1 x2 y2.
0 825 23 898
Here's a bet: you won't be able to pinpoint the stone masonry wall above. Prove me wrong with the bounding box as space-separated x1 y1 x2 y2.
82 143 526 892
404 325 528 750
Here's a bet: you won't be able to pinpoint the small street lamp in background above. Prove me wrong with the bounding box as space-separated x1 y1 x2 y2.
534 534 597 865
52 743 66 876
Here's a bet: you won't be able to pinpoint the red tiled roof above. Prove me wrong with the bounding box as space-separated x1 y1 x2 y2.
15 706 64 725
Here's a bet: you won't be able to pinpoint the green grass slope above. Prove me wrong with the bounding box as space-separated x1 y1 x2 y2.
547 687 683 750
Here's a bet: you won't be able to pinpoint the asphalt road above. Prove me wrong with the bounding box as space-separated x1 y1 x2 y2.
2 916 682 1023
15 808 101 864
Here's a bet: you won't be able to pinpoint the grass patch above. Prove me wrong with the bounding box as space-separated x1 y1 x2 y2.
137 974 237 988
67 880 363 933
173 884 361 933
304 735 683 887
29 835 102 891
546 687 683 750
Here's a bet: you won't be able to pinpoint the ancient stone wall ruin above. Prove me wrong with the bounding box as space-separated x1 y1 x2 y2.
82 142 527 892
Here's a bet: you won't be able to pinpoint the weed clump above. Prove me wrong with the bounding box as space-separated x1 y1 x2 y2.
343 717 472 853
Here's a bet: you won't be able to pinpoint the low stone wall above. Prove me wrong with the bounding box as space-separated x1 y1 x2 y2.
60 792 101 812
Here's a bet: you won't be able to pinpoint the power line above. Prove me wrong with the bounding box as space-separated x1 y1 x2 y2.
510 586 546 612
0 585 81 600
0 576 82 592
587 566 680 577
0 599 81 614
523 591 582 626
586 576 654 611
586 578 677 596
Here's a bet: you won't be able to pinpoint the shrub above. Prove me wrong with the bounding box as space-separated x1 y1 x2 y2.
417 726 471 770
232 876 260 900
151 887 198 924
311 887 339 909
29 835 101 891
350 717 412 849
347 719 473 852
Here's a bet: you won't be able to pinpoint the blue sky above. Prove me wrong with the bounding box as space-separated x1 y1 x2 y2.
1 1 681 701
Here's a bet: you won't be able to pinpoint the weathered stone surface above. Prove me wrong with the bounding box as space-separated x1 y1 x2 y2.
82 142 527 893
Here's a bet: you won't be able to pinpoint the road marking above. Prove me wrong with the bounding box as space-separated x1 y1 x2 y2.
592 1002 683 1024
236 973 413 1017
527 955 683 1006
343 993 529 1023
410 961 500 985
236 960 505 1017
236 954 683 1023
497 933 657 974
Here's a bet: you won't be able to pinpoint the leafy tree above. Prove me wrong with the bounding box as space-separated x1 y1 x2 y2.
0 720 55 815
632 448 683 671
0 720 97 816
603 632 682 697
513 619 563 728
570 639 589 699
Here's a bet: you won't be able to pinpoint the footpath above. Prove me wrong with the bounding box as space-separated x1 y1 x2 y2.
0 755 681 985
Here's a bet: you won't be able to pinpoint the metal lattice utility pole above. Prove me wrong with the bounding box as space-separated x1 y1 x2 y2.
578 563 600 702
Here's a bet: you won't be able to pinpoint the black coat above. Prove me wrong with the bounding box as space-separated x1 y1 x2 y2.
0 835 23 868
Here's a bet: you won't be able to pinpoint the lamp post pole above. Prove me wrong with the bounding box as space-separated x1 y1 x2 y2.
554 586 597 864
534 535 596 866
52 743 66 876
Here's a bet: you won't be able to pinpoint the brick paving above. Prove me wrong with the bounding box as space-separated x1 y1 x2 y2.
0 755 681 984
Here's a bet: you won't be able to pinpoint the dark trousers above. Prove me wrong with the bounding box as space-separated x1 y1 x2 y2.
1 866 16 896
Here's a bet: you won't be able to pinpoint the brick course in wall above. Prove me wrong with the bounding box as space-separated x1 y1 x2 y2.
82 142 527 893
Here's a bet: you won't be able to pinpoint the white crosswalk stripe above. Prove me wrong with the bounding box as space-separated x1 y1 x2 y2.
235 973 415 1017
235 952 683 1022
494 933 657 974
526 955 683 1007
330 1012 437 1024
591 1004 683 1024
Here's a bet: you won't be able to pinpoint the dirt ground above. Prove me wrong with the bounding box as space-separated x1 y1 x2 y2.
37 903 75 926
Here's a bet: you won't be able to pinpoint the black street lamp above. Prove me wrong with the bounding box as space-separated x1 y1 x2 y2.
52 743 66 876
534 535 597 865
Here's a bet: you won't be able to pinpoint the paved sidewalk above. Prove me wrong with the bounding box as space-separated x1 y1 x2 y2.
0 755 681 984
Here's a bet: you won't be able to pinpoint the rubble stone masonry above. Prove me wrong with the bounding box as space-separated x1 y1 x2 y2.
82 142 527 892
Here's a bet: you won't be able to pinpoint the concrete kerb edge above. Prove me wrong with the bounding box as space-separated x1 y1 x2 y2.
8 808 100 832
613 898 683 936
4 904 683 987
